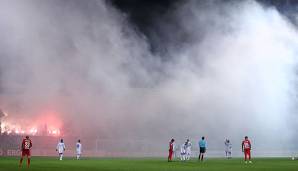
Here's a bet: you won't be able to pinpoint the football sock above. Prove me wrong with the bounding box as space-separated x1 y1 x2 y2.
19 158 23 165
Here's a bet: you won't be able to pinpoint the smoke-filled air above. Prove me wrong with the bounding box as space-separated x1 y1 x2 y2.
0 0 298 156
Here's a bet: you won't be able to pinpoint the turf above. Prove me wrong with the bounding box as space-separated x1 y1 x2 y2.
0 157 297 171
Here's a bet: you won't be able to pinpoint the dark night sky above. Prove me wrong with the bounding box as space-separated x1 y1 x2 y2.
110 0 298 54
111 0 178 29
110 0 181 54
111 0 297 30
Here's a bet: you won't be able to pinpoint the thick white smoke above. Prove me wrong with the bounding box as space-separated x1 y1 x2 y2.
155 0 298 153
0 0 298 156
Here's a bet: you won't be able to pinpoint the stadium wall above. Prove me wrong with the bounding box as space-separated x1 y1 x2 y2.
0 135 296 157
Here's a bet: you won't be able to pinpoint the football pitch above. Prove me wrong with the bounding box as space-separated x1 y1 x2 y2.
0 157 297 171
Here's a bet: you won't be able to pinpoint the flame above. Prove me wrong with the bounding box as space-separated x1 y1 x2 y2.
48 128 60 136
29 128 38 135
0 111 62 136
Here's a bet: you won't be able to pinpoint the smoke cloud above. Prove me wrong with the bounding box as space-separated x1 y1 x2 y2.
0 0 298 156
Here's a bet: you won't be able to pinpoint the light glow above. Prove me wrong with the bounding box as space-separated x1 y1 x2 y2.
0 110 63 136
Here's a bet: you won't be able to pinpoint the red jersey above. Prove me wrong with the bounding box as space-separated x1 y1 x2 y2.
242 140 251 150
169 142 174 151
21 138 32 151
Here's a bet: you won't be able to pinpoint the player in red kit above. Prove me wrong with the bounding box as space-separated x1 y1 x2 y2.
168 139 175 162
242 136 252 164
19 136 32 168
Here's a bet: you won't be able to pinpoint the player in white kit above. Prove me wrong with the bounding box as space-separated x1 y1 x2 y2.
185 139 192 160
76 139 82 160
180 143 186 161
56 139 66 160
224 139 232 159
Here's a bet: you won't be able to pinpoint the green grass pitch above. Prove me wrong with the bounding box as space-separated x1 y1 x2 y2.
0 157 298 171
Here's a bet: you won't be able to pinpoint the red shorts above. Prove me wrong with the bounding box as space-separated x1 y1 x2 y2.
244 149 251 160
168 150 173 160
22 150 31 157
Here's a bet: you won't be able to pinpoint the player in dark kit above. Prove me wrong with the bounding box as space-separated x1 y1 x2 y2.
242 136 252 164
168 139 175 162
19 135 32 168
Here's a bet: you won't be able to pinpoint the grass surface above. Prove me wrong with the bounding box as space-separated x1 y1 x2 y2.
0 157 297 171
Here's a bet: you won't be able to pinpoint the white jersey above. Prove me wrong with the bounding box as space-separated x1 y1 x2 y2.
225 141 232 152
56 142 65 154
76 143 82 154
180 144 186 154
185 142 192 152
